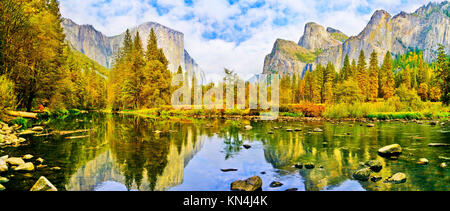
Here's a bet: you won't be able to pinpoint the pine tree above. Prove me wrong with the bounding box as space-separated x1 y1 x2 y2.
380 51 394 99
356 50 368 100
436 44 449 105
146 28 159 61
340 54 351 82
368 50 379 101
350 59 357 78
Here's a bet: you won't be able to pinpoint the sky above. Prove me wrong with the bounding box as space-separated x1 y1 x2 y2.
59 0 445 82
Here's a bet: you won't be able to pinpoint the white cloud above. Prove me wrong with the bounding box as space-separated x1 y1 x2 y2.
59 0 445 82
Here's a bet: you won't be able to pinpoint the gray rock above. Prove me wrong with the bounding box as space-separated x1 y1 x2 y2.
386 173 407 183
417 158 429 165
0 176 9 183
365 160 383 172
353 168 371 181
313 128 323 132
14 162 34 171
231 176 263 191
30 176 57 191
6 157 25 166
378 144 402 157
270 181 283 188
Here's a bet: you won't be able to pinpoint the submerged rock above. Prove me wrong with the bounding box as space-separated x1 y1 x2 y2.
6 157 25 166
428 143 450 147
440 163 447 168
286 129 293 132
366 160 383 172
244 125 253 130
353 168 371 181
267 131 274 134
270 181 283 188
14 162 34 171
0 184 5 191
294 128 302 132
243 144 251 149
377 144 402 157
386 173 407 184
50 167 61 171
417 158 429 165
313 128 323 132
30 176 57 191
367 124 375 127
231 176 263 191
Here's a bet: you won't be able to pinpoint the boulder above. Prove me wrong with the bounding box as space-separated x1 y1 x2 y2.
0 176 9 183
370 176 382 182
14 162 34 171
31 126 44 132
313 128 323 132
6 157 25 166
23 154 34 160
0 159 7 172
36 158 44 163
269 181 283 188
377 144 402 157
231 176 263 191
386 173 407 184
365 160 383 172
353 168 371 181
417 158 429 165
30 176 57 191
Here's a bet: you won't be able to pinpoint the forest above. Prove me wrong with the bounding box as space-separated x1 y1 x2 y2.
0 0 449 121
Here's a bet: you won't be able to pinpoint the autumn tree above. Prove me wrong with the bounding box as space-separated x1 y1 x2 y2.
435 44 449 105
356 50 368 100
380 52 394 99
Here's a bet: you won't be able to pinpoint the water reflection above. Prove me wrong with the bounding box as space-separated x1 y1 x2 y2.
1 114 449 191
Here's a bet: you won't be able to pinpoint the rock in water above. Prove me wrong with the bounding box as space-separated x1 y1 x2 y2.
23 154 33 160
294 164 303 169
367 124 375 127
313 128 323 132
417 158 429 165
377 144 402 157
353 168 371 181
270 181 283 188
221 168 238 172
305 163 315 169
0 159 7 172
31 126 44 132
428 143 450 147
0 184 5 191
30 176 57 191
6 157 25 166
0 176 9 183
366 160 383 172
243 144 251 149
36 158 44 163
244 125 253 130
14 162 34 171
370 176 382 182
440 163 447 168
231 176 263 191
386 173 407 184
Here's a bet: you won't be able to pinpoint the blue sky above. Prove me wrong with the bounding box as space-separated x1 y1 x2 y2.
60 0 445 82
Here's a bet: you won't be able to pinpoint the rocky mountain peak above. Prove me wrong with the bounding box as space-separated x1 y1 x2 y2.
298 22 341 51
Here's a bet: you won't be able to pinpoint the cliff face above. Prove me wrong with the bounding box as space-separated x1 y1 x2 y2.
263 1 450 76
62 19 200 73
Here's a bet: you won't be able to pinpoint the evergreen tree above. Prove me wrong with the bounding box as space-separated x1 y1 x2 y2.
436 44 449 105
340 54 351 82
368 50 379 101
356 50 368 100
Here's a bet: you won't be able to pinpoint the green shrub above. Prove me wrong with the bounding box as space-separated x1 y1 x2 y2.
10 117 29 129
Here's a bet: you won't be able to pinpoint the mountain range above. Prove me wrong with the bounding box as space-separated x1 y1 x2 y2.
62 18 201 74
263 1 450 78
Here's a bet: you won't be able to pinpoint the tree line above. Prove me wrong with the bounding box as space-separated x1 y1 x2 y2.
280 46 449 106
